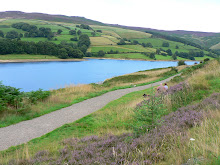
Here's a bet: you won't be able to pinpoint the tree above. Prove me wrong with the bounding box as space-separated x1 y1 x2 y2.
6 30 19 39
133 40 139 45
70 37 78 41
162 42 169 47
166 49 172 56
98 50 105 57
77 34 90 48
0 30 4 38
77 30 82 35
178 60 186 66
69 30 76 35
91 32 96 37
156 49 160 54
58 48 68 59
172 54 177 60
176 45 179 49
149 52 156 59
57 29 63 34
117 39 126 45
146 42 153 48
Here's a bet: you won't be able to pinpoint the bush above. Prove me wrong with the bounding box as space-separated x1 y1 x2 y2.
0 82 23 110
178 60 186 66
204 58 210 62
26 89 51 104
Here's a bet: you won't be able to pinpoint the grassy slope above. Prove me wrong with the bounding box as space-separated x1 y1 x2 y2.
0 18 212 61
1 60 219 164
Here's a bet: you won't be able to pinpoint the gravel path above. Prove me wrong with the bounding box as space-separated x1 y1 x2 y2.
0 74 179 151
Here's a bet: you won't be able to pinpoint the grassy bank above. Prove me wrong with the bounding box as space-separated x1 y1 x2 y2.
0 60 219 164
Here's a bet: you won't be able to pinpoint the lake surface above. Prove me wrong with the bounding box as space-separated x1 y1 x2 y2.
0 59 196 92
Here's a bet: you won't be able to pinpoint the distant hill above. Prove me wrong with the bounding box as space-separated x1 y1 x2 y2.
0 11 105 26
0 11 218 60
110 24 220 49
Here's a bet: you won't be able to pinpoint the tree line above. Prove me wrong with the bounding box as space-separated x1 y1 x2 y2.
0 34 90 59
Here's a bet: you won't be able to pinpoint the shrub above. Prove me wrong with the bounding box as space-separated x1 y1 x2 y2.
26 89 51 104
0 82 23 110
178 60 186 66
204 58 210 62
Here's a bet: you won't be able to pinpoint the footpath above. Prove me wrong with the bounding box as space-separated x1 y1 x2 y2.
0 74 179 151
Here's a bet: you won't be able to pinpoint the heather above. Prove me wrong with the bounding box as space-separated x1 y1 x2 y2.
9 92 219 165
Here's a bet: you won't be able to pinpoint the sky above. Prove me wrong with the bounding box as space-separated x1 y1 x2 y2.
0 0 219 32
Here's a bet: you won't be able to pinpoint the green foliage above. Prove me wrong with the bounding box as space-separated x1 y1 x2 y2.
6 30 20 39
178 60 186 66
159 67 178 77
117 39 126 45
134 95 165 135
162 41 170 47
0 82 23 111
103 74 149 86
204 58 210 62
170 75 184 83
97 50 105 57
0 30 4 38
26 89 51 104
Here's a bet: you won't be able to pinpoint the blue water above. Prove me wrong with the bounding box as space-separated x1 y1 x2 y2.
0 59 196 92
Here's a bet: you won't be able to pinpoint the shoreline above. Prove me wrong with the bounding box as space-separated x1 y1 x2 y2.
0 57 198 63
86 57 196 62
0 58 86 63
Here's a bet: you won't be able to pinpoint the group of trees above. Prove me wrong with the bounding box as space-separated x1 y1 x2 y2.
0 39 84 59
141 52 156 60
76 24 92 30
69 30 82 36
12 22 54 39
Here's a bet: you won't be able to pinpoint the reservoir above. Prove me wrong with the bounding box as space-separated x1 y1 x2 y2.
0 59 196 92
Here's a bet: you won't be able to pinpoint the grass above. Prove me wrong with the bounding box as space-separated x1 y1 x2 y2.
91 25 152 39
90 36 116 46
0 54 59 60
90 45 138 53
120 45 155 52
210 42 220 49
104 53 152 60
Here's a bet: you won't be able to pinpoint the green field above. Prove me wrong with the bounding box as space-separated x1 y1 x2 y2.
91 25 152 39
120 45 155 52
90 46 139 53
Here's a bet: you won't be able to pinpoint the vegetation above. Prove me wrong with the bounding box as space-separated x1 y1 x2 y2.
0 59 219 164
0 66 186 128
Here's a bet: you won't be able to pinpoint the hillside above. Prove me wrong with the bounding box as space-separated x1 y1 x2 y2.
0 11 105 25
110 24 220 50
0 11 217 61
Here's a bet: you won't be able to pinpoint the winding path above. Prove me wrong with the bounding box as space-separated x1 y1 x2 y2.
0 74 179 151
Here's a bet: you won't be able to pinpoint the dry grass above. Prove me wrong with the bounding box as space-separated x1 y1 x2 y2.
90 37 117 46
101 30 121 38
188 60 220 90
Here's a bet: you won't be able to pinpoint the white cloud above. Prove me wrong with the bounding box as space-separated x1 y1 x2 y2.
0 0 219 32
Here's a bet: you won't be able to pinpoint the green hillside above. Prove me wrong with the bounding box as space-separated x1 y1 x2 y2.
0 14 217 61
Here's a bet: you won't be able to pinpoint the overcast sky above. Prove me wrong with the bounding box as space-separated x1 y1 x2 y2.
1 0 219 32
